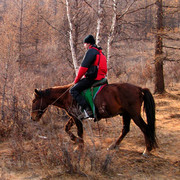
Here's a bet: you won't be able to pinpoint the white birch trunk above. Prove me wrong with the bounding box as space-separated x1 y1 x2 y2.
96 0 104 46
65 0 78 75
106 0 136 66
106 0 117 66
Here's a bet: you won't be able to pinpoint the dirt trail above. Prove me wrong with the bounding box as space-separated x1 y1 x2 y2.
0 91 180 180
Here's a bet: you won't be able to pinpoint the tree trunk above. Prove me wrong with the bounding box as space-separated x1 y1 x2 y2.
106 0 135 72
1 49 10 122
1 63 8 122
154 0 165 94
106 0 117 66
65 0 78 75
96 0 104 46
35 5 40 54
18 0 24 64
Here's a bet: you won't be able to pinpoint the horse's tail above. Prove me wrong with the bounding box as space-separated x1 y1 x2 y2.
142 88 158 149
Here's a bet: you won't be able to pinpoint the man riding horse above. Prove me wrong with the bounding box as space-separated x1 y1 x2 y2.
31 35 157 154
70 35 107 120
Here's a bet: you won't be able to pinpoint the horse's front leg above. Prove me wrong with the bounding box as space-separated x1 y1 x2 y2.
65 117 76 142
65 117 84 148
73 117 84 151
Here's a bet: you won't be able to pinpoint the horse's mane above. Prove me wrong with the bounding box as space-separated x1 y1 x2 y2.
51 83 74 91
35 83 73 98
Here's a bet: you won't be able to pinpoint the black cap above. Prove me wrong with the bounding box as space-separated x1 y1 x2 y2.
83 35 95 45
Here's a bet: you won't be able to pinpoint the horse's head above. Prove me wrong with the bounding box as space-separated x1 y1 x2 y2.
31 89 48 121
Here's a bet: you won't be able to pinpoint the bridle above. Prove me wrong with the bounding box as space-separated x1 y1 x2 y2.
32 86 73 116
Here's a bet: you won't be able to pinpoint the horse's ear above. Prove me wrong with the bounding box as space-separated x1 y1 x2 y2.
35 89 41 96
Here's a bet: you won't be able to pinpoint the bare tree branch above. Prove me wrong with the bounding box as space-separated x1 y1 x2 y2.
117 0 138 20
40 15 68 38
164 58 180 62
163 45 180 50
120 2 156 18
83 0 97 14
161 34 180 41
163 5 180 9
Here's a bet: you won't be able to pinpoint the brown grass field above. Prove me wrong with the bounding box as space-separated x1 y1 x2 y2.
0 86 180 180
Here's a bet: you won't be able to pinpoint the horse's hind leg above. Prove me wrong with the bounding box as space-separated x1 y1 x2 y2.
108 113 131 150
132 115 152 155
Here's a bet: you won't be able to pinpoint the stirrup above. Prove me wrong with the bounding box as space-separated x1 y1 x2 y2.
77 109 90 120
83 110 90 119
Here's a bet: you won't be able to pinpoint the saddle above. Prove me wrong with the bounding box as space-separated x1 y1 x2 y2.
91 78 108 87
81 78 108 117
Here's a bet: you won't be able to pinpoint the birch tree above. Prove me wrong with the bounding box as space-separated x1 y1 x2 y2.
65 0 78 75
106 0 117 66
106 0 136 68
96 0 104 46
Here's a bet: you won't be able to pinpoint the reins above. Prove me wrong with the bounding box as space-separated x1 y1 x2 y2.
33 85 73 113
50 86 72 107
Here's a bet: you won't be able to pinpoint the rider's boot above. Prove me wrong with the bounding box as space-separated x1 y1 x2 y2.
77 106 93 120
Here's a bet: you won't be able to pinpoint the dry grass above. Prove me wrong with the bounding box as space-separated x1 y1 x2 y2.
0 87 180 179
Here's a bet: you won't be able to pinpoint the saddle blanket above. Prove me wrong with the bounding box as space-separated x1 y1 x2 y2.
81 84 106 115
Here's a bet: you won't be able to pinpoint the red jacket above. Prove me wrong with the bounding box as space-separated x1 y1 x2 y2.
74 45 107 83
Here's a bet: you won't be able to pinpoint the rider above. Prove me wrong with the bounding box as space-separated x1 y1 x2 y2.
70 34 107 119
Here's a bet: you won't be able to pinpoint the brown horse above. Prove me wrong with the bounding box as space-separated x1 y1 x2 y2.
31 82 157 155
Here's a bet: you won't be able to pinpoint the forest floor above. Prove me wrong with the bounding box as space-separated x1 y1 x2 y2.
0 87 180 180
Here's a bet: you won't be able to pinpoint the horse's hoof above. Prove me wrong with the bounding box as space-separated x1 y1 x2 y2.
74 144 84 153
142 149 150 157
142 152 149 157
107 144 116 151
73 146 79 153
